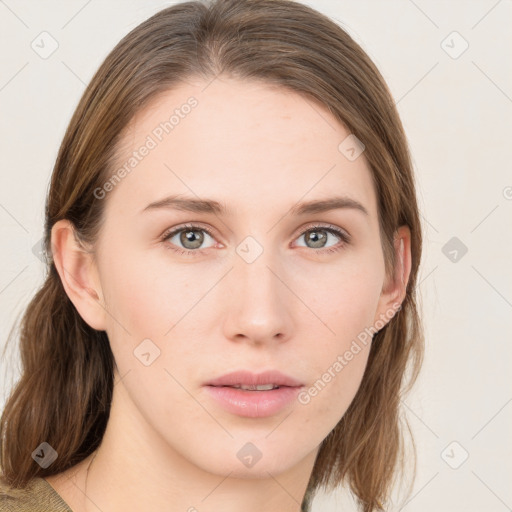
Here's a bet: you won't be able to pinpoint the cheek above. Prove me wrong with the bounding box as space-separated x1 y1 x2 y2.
293 332 372 451
97 249 200 420
101 247 191 335
296 316 373 442
295 251 384 346
293 255 383 417
99 247 209 383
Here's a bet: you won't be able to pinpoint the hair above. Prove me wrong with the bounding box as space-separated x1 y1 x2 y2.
0 0 424 510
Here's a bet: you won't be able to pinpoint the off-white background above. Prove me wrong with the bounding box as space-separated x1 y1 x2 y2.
1 1 511 511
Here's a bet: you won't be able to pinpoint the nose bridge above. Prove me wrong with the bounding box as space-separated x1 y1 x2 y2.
240 226 290 290
223 238 292 343
236 251 278 300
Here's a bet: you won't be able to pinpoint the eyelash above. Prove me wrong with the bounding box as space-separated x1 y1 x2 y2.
161 223 351 257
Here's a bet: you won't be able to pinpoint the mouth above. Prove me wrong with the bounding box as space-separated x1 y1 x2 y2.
203 370 304 418
204 369 303 389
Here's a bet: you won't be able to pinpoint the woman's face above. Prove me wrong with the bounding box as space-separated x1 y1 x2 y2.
86 77 402 478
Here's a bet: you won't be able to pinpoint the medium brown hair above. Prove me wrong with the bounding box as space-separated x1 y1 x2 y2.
0 1 424 510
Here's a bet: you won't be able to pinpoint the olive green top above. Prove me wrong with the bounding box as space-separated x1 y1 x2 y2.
0 476 73 511
1 474 312 511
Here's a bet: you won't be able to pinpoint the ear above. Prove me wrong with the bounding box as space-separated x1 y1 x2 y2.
373 225 412 328
50 219 107 331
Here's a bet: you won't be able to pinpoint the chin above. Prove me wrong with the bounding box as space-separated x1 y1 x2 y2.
191 444 302 479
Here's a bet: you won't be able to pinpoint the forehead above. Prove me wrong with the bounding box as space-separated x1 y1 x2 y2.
106 77 377 220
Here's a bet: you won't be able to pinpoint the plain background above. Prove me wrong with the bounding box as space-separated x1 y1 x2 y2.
0 1 511 510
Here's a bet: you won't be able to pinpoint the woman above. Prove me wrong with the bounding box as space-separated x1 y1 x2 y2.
0 0 424 510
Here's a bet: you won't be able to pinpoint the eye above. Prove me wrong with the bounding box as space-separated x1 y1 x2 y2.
161 224 217 256
294 223 350 254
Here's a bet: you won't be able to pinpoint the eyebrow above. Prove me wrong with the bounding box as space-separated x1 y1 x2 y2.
141 194 369 217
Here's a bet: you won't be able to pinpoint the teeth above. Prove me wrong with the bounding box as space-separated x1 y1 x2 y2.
231 384 279 391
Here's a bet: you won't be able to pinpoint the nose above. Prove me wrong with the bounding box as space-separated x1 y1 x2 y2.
221 250 294 347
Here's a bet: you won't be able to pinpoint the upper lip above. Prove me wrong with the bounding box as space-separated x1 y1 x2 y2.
204 370 303 387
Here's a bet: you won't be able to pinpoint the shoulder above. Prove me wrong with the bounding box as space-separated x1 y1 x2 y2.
0 474 73 511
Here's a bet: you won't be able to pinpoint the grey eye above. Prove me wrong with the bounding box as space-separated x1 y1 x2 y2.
296 228 341 249
167 228 215 251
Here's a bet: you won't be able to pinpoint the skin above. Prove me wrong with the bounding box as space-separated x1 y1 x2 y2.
47 76 411 512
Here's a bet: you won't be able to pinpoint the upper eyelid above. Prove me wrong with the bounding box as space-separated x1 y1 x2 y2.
162 222 217 240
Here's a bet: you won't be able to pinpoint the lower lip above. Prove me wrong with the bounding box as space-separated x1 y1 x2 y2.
204 385 303 418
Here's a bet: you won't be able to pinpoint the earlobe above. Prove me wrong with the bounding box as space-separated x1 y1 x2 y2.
51 219 107 331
